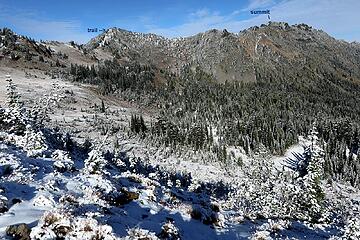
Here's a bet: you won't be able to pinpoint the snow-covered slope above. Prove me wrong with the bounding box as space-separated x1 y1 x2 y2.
0 73 360 240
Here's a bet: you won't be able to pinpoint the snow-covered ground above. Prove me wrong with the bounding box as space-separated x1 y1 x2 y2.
0 130 349 240
0 71 359 239
271 136 310 171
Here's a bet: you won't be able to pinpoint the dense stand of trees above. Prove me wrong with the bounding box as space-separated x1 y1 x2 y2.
69 61 360 186
70 60 155 95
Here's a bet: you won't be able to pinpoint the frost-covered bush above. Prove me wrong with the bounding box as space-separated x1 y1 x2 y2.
30 211 72 239
30 211 119 240
341 217 360 240
84 149 107 174
52 149 74 172
258 219 291 233
0 194 8 213
1 124 48 158
190 204 224 226
59 194 79 207
250 230 272 240
125 227 159 240
159 222 180 240
237 161 324 222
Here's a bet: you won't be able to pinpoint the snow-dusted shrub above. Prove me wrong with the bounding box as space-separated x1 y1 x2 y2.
59 194 79 207
52 149 74 172
84 149 107 174
30 211 71 239
190 204 224 226
341 217 360 240
6 223 31 240
1 125 48 158
125 227 159 240
76 173 116 207
30 211 119 240
67 217 118 240
33 195 56 208
159 222 180 240
0 76 65 158
2 77 63 135
250 230 272 240
0 194 8 213
258 219 291 234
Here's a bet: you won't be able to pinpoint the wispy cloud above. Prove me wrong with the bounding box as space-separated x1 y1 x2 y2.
0 7 89 43
269 0 360 42
146 9 237 37
146 7 266 38
10 18 88 43
242 0 275 11
1 0 359 43
146 0 360 42
191 8 212 18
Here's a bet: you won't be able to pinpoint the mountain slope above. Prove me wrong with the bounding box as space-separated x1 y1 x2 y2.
65 22 360 190
0 79 359 239
83 22 360 85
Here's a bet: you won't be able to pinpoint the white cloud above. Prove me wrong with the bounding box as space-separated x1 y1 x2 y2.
146 8 266 38
146 0 360 42
12 18 88 43
1 0 359 43
242 0 275 11
147 9 235 37
0 8 89 43
191 8 211 18
269 0 360 42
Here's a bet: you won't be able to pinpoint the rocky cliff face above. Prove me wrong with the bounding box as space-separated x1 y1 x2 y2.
83 22 360 85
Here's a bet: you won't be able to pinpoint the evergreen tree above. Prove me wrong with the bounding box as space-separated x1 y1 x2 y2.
21 125 48 157
298 125 325 222
3 76 26 134
84 149 107 174
101 100 106 113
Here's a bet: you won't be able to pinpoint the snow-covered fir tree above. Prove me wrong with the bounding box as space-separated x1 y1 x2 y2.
52 149 74 172
27 82 64 129
84 149 107 174
3 75 26 134
299 125 325 222
21 124 48 157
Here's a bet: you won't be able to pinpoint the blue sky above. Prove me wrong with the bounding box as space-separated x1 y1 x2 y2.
0 0 359 43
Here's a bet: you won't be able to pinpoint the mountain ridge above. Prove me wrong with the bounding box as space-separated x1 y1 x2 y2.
82 21 360 84
2 21 360 85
